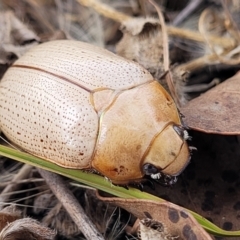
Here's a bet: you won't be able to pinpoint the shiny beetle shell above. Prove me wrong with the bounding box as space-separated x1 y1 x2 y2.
0 40 190 184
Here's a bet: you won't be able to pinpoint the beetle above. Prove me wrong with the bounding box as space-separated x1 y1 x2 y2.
0 40 190 185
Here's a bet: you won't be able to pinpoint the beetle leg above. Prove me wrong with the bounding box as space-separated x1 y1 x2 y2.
154 174 178 186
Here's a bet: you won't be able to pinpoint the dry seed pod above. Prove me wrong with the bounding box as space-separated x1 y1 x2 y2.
0 40 190 185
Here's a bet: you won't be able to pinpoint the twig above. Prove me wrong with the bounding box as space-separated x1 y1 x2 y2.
0 164 33 210
38 169 104 240
176 53 218 72
167 26 235 48
173 0 202 26
148 0 179 106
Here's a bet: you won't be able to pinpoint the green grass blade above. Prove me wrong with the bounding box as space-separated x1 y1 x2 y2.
0 144 240 237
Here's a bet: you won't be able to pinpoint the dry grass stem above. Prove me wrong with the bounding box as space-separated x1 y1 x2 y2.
167 26 235 48
38 169 104 240
148 0 179 106
0 164 32 210
76 0 236 51
77 0 131 22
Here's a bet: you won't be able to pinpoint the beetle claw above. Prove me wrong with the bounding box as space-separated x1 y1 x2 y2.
153 174 178 186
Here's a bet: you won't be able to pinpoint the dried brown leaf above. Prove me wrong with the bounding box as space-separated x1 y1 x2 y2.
181 72 240 134
0 206 21 231
0 218 56 240
97 193 212 240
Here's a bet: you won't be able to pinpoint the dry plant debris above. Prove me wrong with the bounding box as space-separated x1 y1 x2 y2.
97 192 212 240
0 206 56 240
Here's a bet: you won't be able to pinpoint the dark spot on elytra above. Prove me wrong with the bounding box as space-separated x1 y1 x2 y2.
170 151 176 157
182 224 197 240
79 152 84 156
119 165 125 173
221 170 239 183
168 208 180 223
136 145 141 150
180 211 188 219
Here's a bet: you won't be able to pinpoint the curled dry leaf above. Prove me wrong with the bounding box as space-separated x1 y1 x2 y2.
181 72 240 134
0 205 21 231
0 218 56 240
97 193 212 240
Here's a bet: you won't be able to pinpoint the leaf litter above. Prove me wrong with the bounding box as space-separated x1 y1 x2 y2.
1 0 240 239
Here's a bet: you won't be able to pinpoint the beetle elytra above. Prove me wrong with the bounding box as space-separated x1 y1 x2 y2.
0 40 190 185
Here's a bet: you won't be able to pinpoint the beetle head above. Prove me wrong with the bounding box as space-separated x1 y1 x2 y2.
142 123 190 183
